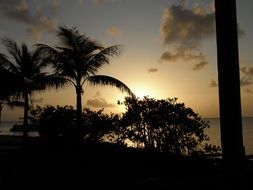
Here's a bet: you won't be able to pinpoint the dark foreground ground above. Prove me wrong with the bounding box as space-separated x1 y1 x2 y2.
0 136 252 190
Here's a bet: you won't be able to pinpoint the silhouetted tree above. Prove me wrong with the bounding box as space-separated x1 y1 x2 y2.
82 108 120 143
37 26 133 137
0 39 65 138
0 68 24 123
31 105 77 142
30 106 120 144
118 96 219 155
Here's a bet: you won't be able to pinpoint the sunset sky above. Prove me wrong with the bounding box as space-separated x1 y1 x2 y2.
1 0 253 121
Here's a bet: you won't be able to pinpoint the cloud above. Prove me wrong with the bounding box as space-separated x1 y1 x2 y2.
161 43 208 70
77 0 84 5
87 91 116 108
210 80 218 87
92 0 110 5
210 78 252 88
160 4 215 70
193 61 208 71
26 17 58 41
0 0 59 41
49 0 62 11
241 66 253 76
179 0 187 8
160 3 244 71
240 66 253 86
148 68 158 73
91 0 121 5
1 0 31 24
161 44 205 61
240 78 252 86
106 26 122 37
93 91 101 98
245 89 253 93
161 4 215 45
87 98 115 108
209 66 253 88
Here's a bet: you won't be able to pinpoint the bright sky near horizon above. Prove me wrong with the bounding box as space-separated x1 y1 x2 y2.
1 0 253 121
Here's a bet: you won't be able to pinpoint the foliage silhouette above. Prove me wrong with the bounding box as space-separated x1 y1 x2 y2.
30 105 78 142
37 26 133 139
116 96 220 155
0 68 25 123
29 105 120 144
30 98 220 156
82 108 120 143
0 38 65 138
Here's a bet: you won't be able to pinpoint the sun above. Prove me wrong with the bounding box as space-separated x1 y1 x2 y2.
134 88 150 99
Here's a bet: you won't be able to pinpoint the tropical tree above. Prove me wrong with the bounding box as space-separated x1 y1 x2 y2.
0 38 65 138
37 26 133 128
117 96 220 155
0 66 23 124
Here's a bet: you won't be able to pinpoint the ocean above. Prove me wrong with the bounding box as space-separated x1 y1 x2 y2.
1 118 253 155
0 121 38 137
206 117 253 155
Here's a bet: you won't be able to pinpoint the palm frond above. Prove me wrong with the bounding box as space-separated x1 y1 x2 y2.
0 53 11 67
85 45 123 75
36 43 60 60
0 68 25 93
0 53 19 73
58 26 80 51
36 74 70 90
7 100 25 108
87 75 134 96
1 38 22 67
32 46 51 70
80 39 103 56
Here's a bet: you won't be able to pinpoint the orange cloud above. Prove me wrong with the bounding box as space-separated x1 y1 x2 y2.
106 26 122 37
87 91 116 108
148 68 158 73
160 3 244 71
0 0 59 41
210 80 218 87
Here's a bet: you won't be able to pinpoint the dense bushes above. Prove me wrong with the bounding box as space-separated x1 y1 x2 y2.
30 106 119 143
29 97 220 155
82 108 120 143
117 97 220 155
30 106 79 141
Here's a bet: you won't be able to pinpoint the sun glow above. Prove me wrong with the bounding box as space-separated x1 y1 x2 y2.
133 87 151 99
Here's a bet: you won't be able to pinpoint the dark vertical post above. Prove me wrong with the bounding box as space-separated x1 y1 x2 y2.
215 0 245 168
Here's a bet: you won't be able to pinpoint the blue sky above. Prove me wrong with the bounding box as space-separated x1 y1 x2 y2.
1 0 253 121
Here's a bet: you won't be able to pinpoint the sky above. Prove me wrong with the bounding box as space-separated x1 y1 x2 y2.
1 0 253 121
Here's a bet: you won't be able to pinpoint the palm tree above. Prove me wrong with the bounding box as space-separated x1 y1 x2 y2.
215 0 244 183
0 67 25 124
0 39 66 138
37 26 133 128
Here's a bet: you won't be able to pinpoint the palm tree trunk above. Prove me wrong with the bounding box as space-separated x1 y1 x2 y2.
75 85 83 141
23 91 29 139
0 102 2 124
76 85 82 120
215 0 244 187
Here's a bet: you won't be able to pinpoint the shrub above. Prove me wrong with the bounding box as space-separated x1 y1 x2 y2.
30 105 78 141
117 96 220 155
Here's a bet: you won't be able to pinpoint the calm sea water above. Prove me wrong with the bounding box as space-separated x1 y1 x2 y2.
205 117 253 155
0 121 38 137
1 118 253 155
